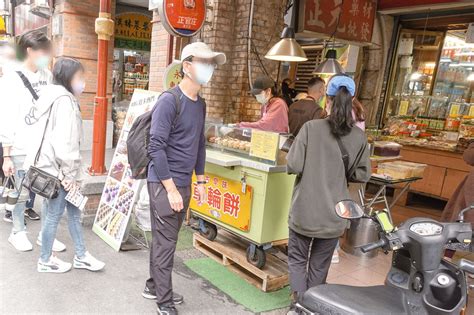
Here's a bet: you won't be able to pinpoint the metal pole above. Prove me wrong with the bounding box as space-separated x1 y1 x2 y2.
89 0 113 175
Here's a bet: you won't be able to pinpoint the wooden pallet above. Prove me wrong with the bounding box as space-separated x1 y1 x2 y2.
193 231 289 292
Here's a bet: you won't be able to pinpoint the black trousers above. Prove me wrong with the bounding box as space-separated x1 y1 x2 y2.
288 228 339 294
146 182 191 305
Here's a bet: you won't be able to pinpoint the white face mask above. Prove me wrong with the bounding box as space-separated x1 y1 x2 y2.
255 92 268 105
185 62 215 85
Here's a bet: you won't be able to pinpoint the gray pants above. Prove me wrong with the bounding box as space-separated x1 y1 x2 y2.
288 228 339 294
146 182 191 305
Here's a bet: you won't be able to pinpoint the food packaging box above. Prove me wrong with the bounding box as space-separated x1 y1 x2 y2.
392 161 427 178
373 141 402 157
377 162 412 179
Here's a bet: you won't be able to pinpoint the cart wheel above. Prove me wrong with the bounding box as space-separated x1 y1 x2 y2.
246 246 266 269
199 221 217 241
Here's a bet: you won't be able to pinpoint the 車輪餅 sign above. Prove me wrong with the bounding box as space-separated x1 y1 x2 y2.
298 0 377 44
189 173 253 232
157 0 206 37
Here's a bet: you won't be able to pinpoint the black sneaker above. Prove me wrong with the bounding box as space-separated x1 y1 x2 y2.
25 208 40 220
3 210 12 223
157 304 177 315
142 286 184 305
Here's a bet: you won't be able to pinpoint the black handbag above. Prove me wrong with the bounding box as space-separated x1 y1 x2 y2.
22 105 62 199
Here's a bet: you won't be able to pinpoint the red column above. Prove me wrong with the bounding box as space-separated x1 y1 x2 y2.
89 0 113 175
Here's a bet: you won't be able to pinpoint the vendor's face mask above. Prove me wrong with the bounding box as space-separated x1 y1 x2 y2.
255 91 269 105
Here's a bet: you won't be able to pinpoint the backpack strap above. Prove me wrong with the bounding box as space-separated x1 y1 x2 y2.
16 71 39 101
163 86 182 128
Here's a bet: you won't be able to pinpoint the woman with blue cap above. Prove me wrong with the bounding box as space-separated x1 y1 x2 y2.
285 75 371 311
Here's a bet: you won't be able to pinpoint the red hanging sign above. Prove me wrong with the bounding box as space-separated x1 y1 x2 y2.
300 0 377 43
158 0 206 37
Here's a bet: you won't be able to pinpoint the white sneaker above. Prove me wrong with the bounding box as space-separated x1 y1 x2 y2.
331 251 340 264
8 231 33 252
37 256 72 273
73 251 105 271
37 234 67 252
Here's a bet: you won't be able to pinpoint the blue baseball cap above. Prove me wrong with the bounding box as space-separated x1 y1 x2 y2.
326 75 356 97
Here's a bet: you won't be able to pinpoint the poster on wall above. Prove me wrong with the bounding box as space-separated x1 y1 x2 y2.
158 0 206 37
93 89 161 251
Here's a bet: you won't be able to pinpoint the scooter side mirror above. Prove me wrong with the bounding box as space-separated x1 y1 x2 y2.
335 200 364 220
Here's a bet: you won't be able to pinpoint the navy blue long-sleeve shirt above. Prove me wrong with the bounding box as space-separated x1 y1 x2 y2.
147 87 206 187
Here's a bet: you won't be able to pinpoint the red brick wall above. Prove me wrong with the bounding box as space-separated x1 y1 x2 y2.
201 0 286 123
148 11 172 92
52 0 115 121
149 0 286 123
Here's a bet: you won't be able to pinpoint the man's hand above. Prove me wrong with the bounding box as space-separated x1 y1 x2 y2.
167 188 184 212
2 157 14 177
197 184 206 206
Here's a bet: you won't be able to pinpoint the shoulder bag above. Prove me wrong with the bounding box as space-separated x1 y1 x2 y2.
22 104 62 199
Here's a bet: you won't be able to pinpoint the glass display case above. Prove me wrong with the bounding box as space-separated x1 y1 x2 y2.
205 124 288 166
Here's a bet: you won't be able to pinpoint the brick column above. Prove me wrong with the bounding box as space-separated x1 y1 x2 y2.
148 11 173 92
52 0 115 149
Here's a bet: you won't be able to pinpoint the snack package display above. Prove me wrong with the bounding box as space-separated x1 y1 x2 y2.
65 189 88 211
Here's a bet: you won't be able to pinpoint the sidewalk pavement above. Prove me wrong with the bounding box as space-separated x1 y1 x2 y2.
0 214 254 314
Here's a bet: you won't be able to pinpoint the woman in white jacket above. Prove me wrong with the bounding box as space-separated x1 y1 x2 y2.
27 58 105 273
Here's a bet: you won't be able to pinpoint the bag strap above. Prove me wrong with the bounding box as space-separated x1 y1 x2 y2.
164 86 182 128
336 137 350 179
16 71 39 101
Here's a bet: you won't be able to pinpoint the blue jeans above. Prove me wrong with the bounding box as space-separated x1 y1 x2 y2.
11 156 29 233
40 187 86 262
25 191 36 209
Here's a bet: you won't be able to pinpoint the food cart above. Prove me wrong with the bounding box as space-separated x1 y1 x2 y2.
189 125 295 269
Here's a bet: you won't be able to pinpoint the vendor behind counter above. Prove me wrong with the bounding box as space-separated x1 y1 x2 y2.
239 75 289 133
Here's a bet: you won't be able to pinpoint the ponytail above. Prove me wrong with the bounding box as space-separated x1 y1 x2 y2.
328 86 354 137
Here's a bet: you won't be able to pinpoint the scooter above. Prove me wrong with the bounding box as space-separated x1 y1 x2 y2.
296 201 474 315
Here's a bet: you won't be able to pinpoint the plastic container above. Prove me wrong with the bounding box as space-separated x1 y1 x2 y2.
373 141 402 157
377 162 412 179
445 115 461 131
393 161 427 178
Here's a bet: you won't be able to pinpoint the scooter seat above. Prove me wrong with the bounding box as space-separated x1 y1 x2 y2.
301 284 408 315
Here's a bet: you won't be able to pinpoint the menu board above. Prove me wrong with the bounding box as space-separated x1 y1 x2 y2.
93 89 161 251
249 130 279 162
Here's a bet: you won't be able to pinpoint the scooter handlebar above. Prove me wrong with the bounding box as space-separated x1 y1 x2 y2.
360 238 387 253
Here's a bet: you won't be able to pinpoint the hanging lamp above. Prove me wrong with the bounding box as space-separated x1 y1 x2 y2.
265 26 308 62
313 48 344 75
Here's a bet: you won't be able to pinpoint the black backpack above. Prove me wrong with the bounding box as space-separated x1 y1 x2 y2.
127 87 182 179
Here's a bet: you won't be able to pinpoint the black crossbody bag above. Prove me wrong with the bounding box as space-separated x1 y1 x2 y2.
22 105 62 199
336 137 367 184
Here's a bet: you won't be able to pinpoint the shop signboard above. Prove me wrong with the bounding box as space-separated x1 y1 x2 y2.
299 0 377 43
93 89 160 251
115 13 152 51
163 60 183 90
190 173 253 232
158 0 206 37
0 17 5 37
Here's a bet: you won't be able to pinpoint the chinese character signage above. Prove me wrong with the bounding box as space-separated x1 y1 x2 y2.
189 173 253 232
163 60 183 90
300 0 377 43
115 13 152 49
158 0 206 37
93 89 161 251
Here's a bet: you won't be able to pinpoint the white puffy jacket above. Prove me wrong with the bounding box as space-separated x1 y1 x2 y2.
24 84 85 182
